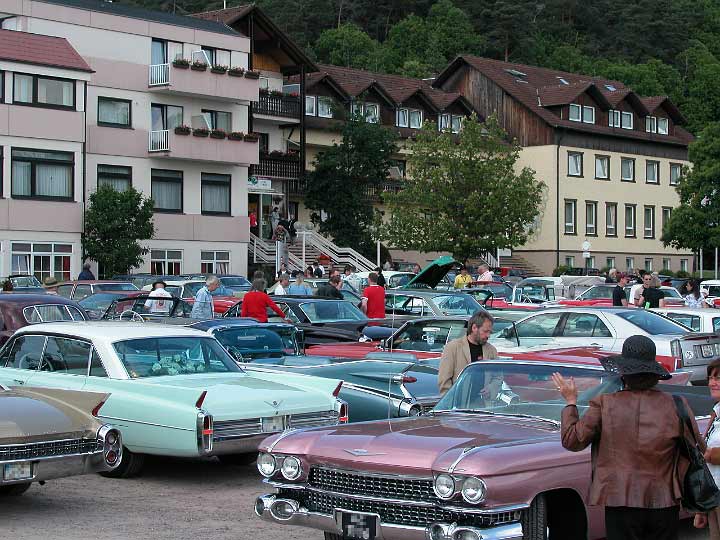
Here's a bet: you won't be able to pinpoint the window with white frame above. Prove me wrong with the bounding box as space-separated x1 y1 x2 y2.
585 256 596 269
305 96 316 116
12 148 73 199
680 259 688 272
606 203 617 237
568 152 583 176
626 257 634 270
646 116 657 133
11 242 72 282
606 257 616 269
658 117 669 135
365 103 379 123
409 109 422 129
595 155 609 179
150 250 181 275
582 106 595 124
621 158 635 181
625 204 636 237
644 205 655 238
609 109 621 127
644 258 653 272
317 96 333 118
670 163 682 185
621 111 633 129
201 251 229 274
565 256 575 267
564 199 577 234
396 108 409 127
438 114 463 133
662 207 672 231
585 201 597 236
662 258 671 271
646 160 659 184
569 104 581 122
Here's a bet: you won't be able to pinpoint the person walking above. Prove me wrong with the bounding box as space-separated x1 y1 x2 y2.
78 262 95 281
315 275 343 299
613 273 630 306
553 335 700 540
453 266 473 289
190 276 220 319
274 273 290 295
606 268 618 284
288 273 313 295
695 359 720 537
684 279 708 308
638 275 665 308
241 278 286 322
438 311 499 394
361 272 385 319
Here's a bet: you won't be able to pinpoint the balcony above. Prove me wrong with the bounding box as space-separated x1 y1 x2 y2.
148 130 259 165
288 178 402 200
252 93 301 119
147 63 258 103
253 153 301 179
288 177 308 195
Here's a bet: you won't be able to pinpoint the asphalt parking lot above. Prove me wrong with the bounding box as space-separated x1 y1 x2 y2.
0 456 709 540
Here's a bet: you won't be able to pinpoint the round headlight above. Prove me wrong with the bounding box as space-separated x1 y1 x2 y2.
433 473 455 500
257 452 277 477
461 477 487 504
280 456 302 480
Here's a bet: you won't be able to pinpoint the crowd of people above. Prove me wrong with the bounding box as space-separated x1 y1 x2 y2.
605 267 710 309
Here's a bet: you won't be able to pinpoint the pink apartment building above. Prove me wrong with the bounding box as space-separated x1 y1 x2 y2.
0 0 259 279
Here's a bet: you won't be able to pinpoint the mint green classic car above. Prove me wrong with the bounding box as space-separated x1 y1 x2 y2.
0 322 346 477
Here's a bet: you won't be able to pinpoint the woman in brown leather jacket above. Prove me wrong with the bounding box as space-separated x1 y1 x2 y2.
694 358 720 538
552 335 700 540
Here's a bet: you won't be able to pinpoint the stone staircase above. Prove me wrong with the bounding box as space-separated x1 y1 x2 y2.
498 253 544 277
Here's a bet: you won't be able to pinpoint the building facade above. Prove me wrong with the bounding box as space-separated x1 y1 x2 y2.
1 0 259 278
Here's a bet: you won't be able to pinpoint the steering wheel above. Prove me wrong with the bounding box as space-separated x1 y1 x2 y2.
18 353 42 371
40 353 64 372
119 309 146 322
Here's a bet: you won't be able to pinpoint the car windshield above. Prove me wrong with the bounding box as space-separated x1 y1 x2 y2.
390 320 467 352
11 276 42 287
23 304 86 323
79 293 123 311
432 294 482 316
299 301 367 323
220 277 251 288
96 283 138 291
663 313 700 332
616 310 688 335
661 288 682 298
113 337 241 378
471 283 512 297
706 285 720 297
104 295 193 318
433 362 618 422
183 283 205 297
214 326 298 359
517 284 553 302
165 286 182 297
579 286 613 300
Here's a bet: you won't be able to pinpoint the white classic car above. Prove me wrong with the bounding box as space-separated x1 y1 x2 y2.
652 307 720 334
0 322 346 477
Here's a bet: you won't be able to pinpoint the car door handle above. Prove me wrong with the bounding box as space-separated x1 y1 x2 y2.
590 343 600 346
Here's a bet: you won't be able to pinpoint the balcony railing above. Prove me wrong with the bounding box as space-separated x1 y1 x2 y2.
254 154 300 179
289 177 308 195
149 64 170 86
149 130 169 152
252 93 301 118
289 178 403 199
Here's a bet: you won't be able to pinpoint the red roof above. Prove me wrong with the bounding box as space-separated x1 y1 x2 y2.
0 29 92 73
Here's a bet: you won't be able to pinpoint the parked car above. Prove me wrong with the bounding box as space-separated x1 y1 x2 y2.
255 359 710 539
493 306 715 383
0 294 86 346
0 385 121 495
354 271 417 290
140 279 229 299
510 278 558 304
6 274 45 293
184 274 252 293
57 280 138 301
101 293 193 320
79 291 145 320
267 279 360 303
562 284 685 306
188 318 441 421
385 290 485 318
653 306 720 333
0 322 346 477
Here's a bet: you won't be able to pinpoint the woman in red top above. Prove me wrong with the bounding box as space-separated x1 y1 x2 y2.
240 279 286 322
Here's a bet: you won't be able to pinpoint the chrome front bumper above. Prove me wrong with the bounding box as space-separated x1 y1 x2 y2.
0 451 110 485
254 494 524 540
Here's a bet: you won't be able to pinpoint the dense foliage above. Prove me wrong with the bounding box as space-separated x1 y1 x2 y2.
83 186 155 276
381 115 544 262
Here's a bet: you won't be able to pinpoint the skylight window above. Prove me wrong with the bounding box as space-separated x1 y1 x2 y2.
557 77 569 85
605 84 617 92
505 69 527 78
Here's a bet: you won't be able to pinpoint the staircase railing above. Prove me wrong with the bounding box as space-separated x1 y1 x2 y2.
249 233 304 270
298 231 376 272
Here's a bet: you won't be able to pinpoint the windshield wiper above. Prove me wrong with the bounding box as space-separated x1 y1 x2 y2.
429 409 560 427
429 409 498 415
493 413 560 428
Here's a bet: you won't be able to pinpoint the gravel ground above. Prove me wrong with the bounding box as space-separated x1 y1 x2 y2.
0 456 709 540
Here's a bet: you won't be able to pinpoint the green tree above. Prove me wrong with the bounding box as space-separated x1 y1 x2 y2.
83 185 155 277
381 114 544 262
304 115 397 258
662 121 720 253
312 23 382 70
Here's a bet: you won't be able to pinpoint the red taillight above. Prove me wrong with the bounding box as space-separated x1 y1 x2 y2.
196 390 207 409
203 415 213 436
402 376 417 384
91 399 106 417
332 381 343 397
339 402 349 423
106 450 118 465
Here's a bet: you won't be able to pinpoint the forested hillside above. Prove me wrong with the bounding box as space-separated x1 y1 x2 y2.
124 0 720 134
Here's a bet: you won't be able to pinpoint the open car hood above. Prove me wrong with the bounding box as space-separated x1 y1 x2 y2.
404 256 458 289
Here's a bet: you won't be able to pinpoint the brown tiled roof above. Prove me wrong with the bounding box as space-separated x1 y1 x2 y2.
0 29 92 72
641 96 687 124
191 5 253 25
434 55 693 146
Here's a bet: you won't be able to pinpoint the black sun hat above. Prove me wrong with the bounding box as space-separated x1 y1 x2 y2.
599 335 671 380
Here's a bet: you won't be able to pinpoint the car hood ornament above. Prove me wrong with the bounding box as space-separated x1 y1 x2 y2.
344 448 386 456
265 400 283 408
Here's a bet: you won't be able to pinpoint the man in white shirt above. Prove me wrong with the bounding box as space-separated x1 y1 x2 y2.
477 264 494 282
144 281 173 313
274 274 290 295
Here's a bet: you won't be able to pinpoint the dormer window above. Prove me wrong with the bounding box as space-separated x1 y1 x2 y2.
621 111 633 129
569 104 581 122
569 104 594 124
646 116 657 133
439 114 463 133
397 108 423 129
396 108 408 127
609 110 621 128
582 106 595 123
352 101 379 123
658 117 669 135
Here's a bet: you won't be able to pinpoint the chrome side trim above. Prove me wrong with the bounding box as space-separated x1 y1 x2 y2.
98 415 192 431
447 447 477 474
267 429 300 452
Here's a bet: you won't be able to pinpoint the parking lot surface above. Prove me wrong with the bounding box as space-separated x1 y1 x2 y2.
0 456 708 540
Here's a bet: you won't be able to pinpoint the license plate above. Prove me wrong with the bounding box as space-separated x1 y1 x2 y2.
341 512 377 540
702 344 715 358
4 462 32 481
262 416 285 432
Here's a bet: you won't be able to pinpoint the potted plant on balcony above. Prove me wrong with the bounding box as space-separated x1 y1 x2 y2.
193 128 210 137
269 89 285 97
210 129 227 139
243 132 260 142
211 64 228 74
228 67 245 77
191 60 208 71
172 58 190 69
229 131 245 141
244 69 261 79
174 125 191 135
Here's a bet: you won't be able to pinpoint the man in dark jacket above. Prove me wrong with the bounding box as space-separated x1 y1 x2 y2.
315 275 343 299
78 262 95 280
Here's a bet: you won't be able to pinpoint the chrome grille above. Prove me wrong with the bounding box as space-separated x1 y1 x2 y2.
0 438 100 461
289 411 339 429
309 467 435 502
284 490 522 528
213 418 262 440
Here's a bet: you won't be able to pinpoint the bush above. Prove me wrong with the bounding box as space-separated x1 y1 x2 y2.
675 270 690 278
552 265 571 277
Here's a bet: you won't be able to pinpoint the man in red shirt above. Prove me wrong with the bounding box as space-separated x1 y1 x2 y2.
361 272 386 319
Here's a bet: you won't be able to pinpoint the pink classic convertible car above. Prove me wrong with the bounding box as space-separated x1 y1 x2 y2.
254 359 710 540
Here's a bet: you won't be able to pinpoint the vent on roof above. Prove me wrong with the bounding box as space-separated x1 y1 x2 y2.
556 77 569 85
605 84 617 92
505 69 527 78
